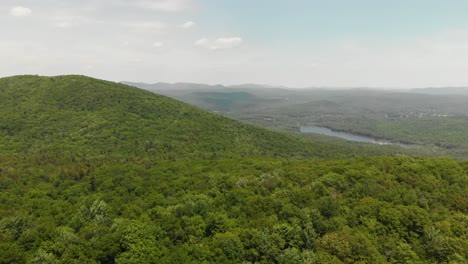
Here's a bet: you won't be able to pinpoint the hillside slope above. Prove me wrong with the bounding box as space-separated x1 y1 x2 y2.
0 75 359 160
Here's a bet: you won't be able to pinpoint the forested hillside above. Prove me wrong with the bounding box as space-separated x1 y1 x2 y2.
0 76 466 263
0 75 367 160
126 82 468 158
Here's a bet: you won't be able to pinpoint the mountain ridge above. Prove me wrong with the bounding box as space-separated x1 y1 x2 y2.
0 75 364 160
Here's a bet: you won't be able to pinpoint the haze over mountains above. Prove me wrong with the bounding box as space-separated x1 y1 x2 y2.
123 81 468 95
121 82 290 92
123 81 468 158
411 87 468 96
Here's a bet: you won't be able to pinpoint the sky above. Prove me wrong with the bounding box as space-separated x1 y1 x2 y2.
3 0 468 88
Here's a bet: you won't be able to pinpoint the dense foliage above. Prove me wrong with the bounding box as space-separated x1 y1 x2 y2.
0 156 466 263
240 92 468 158
0 76 467 263
133 83 468 158
0 75 368 160
315 116 468 149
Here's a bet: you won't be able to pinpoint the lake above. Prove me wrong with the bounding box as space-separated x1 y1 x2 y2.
300 126 392 145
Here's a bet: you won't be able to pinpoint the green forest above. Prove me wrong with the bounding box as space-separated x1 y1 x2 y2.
132 83 468 158
0 76 467 263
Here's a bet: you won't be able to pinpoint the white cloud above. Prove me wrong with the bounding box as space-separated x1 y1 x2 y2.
124 21 166 31
10 6 32 17
195 37 244 50
55 21 72 28
52 16 96 28
194 38 209 46
136 0 191 12
153 41 164 48
213 37 244 50
181 21 195 29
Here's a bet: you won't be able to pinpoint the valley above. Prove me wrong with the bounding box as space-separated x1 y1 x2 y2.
125 81 468 159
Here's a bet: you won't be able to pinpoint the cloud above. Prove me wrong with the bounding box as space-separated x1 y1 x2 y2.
194 38 209 46
136 0 191 12
195 37 243 50
52 16 97 29
214 37 244 50
153 42 164 48
10 6 32 17
55 21 72 28
124 21 166 31
181 21 195 29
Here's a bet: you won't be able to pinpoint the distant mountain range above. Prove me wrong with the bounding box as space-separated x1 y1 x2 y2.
121 81 227 91
121 81 289 92
123 81 468 95
411 87 468 95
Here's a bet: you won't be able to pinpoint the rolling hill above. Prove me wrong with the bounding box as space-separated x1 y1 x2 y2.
0 75 373 160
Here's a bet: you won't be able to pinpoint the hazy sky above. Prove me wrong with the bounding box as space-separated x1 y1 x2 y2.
3 0 468 87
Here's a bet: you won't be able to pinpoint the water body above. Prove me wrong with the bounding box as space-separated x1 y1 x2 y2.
300 126 393 145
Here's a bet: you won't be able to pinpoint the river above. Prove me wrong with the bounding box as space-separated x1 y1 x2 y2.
300 126 393 145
